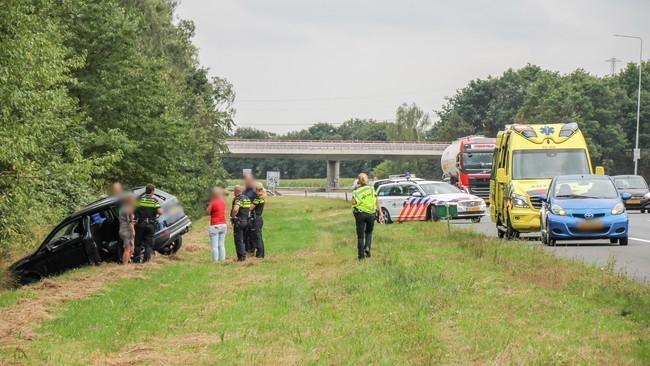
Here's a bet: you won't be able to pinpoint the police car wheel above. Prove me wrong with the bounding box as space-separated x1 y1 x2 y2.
429 205 440 222
470 217 481 223
381 208 393 224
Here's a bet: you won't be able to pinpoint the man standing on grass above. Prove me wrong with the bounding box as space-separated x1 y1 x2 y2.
243 174 258 254
231 186 251 262
134 184 162 263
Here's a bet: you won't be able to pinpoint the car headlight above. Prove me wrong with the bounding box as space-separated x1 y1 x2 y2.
551 204 566 216
644 192 650 199
510 193 529 208
611 202 626 215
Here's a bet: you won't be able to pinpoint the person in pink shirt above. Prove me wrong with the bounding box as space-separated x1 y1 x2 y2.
206 187 228 262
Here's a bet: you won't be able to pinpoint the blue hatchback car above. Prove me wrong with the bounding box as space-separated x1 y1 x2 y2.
540 175 631 246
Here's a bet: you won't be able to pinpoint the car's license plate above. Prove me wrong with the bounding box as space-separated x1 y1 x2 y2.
628 199 640 205
577 221 603 230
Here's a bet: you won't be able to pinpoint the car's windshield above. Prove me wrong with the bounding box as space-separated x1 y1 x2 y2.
419 182 462 195
553 178 618 199
614 176 648 190
512 149 590 179
462 151 493 172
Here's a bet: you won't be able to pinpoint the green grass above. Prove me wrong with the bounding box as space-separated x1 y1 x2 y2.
0 197 648 365
227 177 356 188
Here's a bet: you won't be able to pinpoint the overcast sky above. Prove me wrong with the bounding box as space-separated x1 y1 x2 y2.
175 0 649 133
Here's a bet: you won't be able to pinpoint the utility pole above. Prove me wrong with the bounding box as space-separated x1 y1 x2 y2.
605 56 622 75
614 34 643 175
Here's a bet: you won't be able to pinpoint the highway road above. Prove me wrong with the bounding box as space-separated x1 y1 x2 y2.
454 212 650 283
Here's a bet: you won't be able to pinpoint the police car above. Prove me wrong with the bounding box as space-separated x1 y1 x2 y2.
376 180 487 223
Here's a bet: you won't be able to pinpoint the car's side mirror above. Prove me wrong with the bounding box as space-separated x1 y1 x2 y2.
410 191 423 197
595 166 605 175
496 168 507 183
621 192 632 201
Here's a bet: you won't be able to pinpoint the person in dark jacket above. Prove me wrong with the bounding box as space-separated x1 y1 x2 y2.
243 175 258 253
134 184 162 263
250 182 266 258
230 186 251 262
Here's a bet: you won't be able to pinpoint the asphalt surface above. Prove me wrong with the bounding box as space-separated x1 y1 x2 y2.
454 212 650 283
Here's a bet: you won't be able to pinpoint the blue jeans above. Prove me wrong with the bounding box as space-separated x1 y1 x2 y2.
208 224 227 262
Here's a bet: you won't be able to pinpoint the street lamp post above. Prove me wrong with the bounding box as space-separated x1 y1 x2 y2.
614 34 643 175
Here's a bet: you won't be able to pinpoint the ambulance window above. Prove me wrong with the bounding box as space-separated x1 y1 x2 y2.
490 147 499 179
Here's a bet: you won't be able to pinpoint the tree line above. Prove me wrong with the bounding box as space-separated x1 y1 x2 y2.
0 0 233 258
228 63 648 182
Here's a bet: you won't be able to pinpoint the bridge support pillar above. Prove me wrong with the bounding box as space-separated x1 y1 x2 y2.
326 160 340 191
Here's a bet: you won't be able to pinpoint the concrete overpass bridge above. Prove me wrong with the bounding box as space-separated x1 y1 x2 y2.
225 139 450 189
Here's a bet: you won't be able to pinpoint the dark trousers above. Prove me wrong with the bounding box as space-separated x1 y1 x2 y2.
245 225 255 253
135 223 155 263
233 218 248 261
354 211 375 259
252 216 265 258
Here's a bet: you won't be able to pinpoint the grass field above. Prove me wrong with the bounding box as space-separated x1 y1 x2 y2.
0 197 649 365
227 178 355 188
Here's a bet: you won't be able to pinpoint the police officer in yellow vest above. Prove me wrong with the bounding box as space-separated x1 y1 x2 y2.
351 173 382 260
134 184 163 263
230 186 252 261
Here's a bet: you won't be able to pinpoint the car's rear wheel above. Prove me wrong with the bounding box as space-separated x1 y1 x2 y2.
157 237 183 255
470 217 481 223
381 208 393 224
619 237 628 246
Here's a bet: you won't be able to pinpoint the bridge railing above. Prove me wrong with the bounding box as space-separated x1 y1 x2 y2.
225 139 450 151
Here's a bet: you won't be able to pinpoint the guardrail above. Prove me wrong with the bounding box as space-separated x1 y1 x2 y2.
225 139 450 152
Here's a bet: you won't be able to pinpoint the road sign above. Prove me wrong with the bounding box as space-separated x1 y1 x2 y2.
242 168 252 177
633 148 641 160
266 171 280 189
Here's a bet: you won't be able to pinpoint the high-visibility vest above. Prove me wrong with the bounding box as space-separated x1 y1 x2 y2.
352 185 376 214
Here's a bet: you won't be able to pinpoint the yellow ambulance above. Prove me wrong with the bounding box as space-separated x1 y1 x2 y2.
489 123 604 239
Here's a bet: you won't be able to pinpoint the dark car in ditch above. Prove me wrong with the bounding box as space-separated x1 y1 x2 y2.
9 188 191 285
612 175 650 212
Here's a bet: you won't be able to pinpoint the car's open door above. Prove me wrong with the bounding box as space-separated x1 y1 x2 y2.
43 217 95 276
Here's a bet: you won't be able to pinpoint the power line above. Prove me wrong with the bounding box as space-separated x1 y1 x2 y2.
235 119 396 127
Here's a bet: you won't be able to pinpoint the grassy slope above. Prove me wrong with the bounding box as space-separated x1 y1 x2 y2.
0 197 648 365
227 178 356 189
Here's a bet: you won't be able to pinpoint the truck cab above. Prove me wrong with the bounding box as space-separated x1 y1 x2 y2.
489 123 603 239
441 136 495 203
